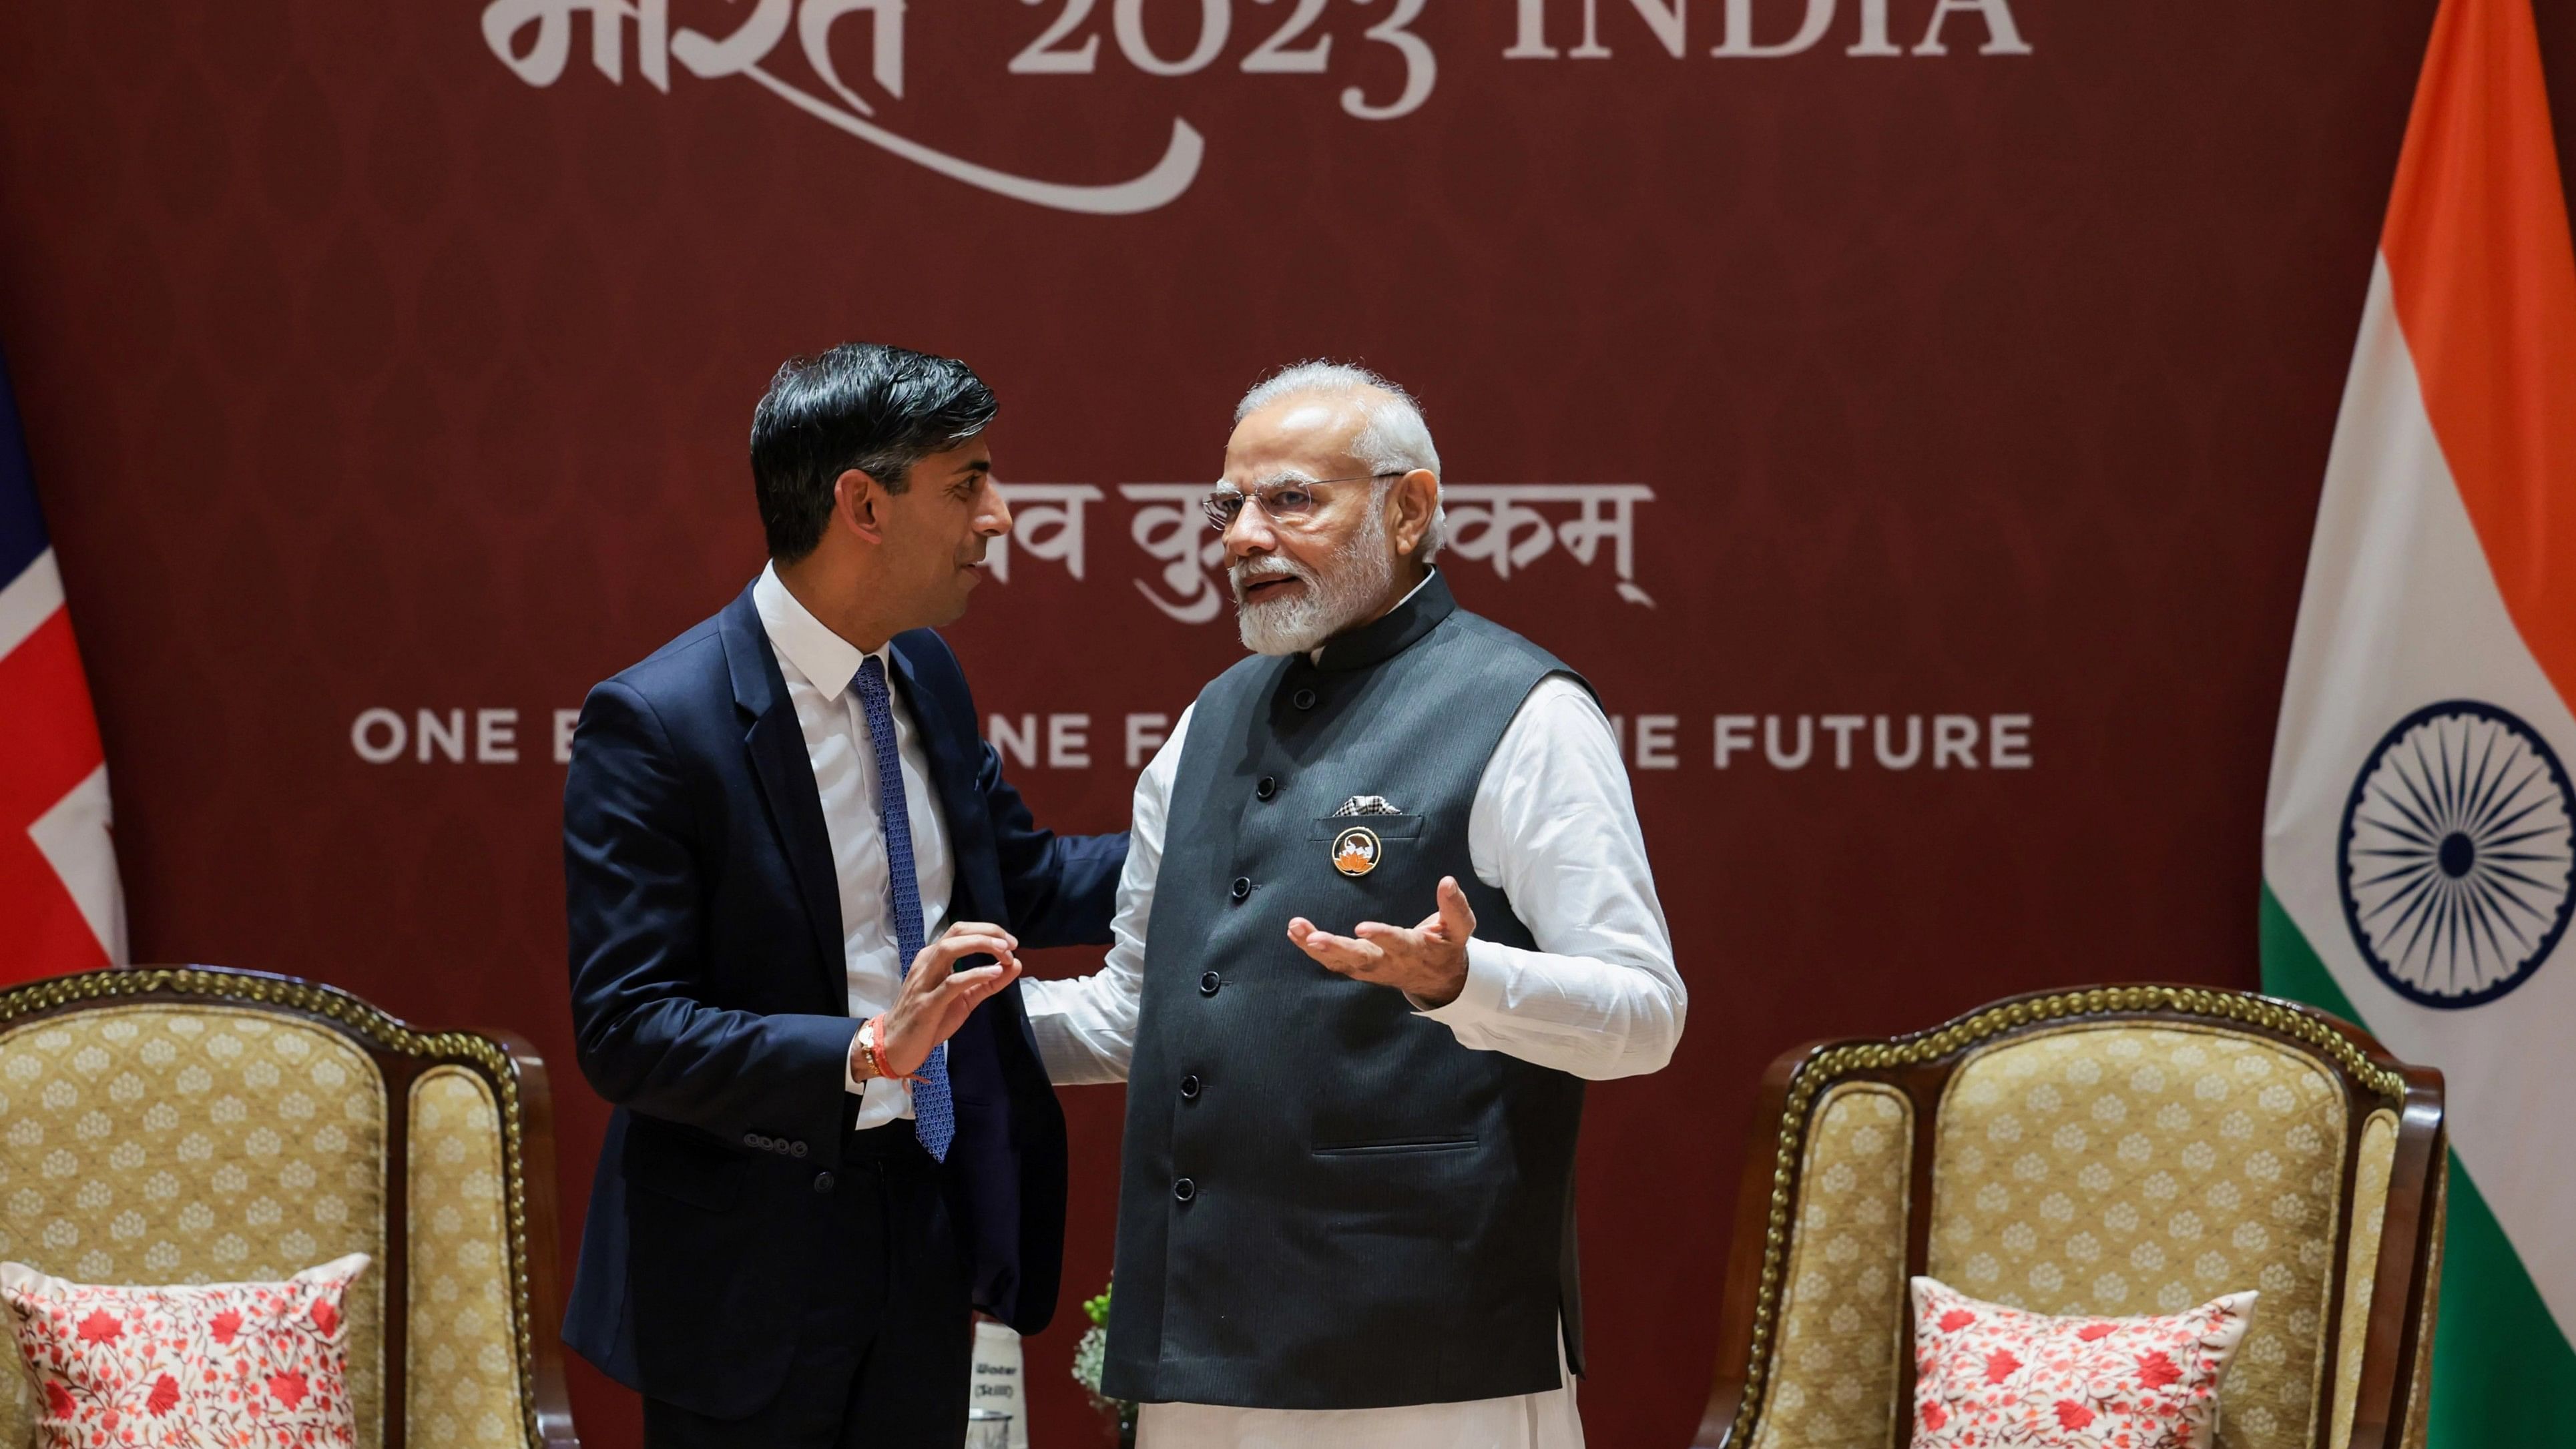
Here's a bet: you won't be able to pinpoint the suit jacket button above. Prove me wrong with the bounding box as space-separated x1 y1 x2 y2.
742 1133 760 1149
790 1141 808 1158
1172 1177 1196 1202
1200 971 1222 996
1292 688 1318 710
1255 776 1277 800
1180 1074 1201 1100
813 1171 836 1195
1230 876 1252 902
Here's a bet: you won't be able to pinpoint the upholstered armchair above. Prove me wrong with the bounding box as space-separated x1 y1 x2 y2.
1696 985 2444 1449
0 966 578 1448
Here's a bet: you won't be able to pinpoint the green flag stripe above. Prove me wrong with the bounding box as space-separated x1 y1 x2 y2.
2260 883 2576 1448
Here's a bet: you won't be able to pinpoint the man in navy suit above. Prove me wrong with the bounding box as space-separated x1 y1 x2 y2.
561 343 1126 1447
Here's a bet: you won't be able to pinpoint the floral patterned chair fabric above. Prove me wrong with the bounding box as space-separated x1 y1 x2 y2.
1695 986 2444 1449
0 966 578 1448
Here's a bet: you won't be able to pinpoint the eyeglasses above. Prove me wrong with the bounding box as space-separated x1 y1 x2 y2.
1201 473 1404 531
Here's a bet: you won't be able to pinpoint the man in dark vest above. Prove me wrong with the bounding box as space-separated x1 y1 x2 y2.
1025 362 1686 1446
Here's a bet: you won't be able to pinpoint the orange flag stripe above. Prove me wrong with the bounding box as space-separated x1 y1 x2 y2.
2382 0 2576 712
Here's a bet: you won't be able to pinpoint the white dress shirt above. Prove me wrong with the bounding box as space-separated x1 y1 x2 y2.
752 564 953 1127
1023 667 1686 1448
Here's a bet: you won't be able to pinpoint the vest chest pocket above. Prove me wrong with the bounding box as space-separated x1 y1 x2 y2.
1310 1133 1478 1157
1309 815 1425 879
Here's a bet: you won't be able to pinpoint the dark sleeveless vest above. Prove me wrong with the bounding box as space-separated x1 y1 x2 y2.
1101 571 1590 1410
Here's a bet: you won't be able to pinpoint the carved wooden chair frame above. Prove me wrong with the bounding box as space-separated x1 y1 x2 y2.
1694 984 2445 1449
0 965 579 1449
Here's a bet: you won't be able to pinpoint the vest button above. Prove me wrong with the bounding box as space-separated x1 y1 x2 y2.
1292 688 1318 710
1180 1073 1202 1099
1173 1177 1197 1203
1256 776 1277 800
1230 876 1252 902
812 1171 836 1195
1200 971 1222 996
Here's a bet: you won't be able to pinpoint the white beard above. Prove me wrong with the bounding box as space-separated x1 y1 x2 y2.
1231 507 1398 656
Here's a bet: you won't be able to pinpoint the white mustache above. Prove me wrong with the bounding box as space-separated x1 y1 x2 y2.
1230 557 1312 601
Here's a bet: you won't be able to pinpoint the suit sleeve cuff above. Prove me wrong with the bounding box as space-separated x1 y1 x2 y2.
1412 938 1510 1023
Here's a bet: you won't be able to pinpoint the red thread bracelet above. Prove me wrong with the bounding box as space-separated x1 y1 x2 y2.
864 1014 925 1085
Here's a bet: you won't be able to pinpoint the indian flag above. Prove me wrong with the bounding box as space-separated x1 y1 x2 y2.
2261 0 2576 1440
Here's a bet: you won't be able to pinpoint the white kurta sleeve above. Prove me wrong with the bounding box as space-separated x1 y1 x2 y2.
1020 704 1192 1086
1413 676 1686 1081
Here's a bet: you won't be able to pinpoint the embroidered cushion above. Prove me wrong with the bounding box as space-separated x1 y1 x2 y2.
1912 1275 2256 1448
0 1253 370 1448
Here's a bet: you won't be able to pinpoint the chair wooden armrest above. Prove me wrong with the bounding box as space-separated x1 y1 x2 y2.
1694 1047 1814 1448
480 1029 582 1449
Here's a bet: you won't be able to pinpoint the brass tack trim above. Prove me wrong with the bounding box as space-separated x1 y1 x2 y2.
1726 986 2404 1446
0 968 548 1449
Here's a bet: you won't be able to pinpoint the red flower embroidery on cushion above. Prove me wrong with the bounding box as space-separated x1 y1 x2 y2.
268 1370 310 1410
2077 1322 2117 1342
1939 1309 1977 1333
2137 1350 2183 1390
311 1297 339 1336
1983 1350 2022 1384
43 1382 71 1418
210 1308 243 1345
73 1310 120 1345
2055 1400 2096 1430
1921 1402 1949 1431
145 1375 180 1416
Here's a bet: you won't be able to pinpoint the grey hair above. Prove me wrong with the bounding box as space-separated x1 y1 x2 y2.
1234 360 1446 561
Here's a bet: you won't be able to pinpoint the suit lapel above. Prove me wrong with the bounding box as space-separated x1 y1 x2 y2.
720 587 847 1000
889 637 993 920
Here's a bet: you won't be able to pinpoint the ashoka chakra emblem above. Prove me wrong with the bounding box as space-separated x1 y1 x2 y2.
2338 700 2576 1008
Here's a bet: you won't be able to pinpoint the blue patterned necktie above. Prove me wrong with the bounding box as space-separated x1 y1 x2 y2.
851 655 953 1161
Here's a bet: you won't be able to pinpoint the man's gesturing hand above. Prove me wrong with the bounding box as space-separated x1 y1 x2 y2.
1286 876 1476 1008
860 921 1023 1081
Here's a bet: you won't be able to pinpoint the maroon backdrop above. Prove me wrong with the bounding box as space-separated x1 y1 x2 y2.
8 2 2576 1442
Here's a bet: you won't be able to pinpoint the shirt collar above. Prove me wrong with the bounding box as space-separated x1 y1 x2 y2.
753 561 888 701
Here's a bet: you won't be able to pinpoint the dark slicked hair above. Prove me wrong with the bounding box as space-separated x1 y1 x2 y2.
750 343 999 562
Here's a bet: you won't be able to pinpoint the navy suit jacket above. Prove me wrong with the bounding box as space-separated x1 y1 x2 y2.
560 583 1125 1418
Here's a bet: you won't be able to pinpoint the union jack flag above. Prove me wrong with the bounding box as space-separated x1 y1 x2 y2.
0 344 122 980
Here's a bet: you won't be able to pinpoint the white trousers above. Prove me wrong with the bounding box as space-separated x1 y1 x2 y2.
1134 1342 1583 1449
